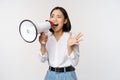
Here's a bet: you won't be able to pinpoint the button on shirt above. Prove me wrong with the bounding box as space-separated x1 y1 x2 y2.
39 32 80 67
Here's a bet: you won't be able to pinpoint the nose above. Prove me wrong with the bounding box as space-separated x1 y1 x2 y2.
50 17 57 23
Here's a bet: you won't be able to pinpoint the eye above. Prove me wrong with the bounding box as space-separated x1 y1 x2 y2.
50 14 55 18
50 15 53 18
57 15 62 18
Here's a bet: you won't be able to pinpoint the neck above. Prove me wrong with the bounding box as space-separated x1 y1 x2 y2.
54 31 63 36
53 31 64 41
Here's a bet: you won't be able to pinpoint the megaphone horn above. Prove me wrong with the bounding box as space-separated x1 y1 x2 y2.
19 19 53 43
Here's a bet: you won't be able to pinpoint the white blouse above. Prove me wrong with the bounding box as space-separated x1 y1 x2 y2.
38 32 80 67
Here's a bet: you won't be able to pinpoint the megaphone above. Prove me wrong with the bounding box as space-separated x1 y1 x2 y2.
19 19 53 43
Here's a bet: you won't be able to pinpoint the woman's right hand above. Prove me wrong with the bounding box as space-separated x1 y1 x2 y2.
39 32 48 45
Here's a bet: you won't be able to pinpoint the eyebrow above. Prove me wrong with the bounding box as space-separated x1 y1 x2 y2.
51 13 63 17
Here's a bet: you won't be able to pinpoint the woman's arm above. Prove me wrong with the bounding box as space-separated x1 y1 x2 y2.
67 32 82 66
67 45 80 66
38 32 48 62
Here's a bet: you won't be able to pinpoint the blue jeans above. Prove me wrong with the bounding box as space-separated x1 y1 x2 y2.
45 70 77 80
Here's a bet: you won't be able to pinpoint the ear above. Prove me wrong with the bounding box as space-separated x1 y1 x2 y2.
64 19 67 24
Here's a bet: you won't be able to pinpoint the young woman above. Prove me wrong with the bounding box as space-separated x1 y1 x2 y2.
38 6 82 80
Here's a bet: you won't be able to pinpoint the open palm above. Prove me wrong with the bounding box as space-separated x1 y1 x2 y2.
67 32 83 46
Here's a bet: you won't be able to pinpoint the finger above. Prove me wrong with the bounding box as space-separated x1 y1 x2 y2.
41 32 48 39
75 38 83 45
41 41 46 45
77 38 83 42
41 32 46 36
75 32 83 40
76 32 82 38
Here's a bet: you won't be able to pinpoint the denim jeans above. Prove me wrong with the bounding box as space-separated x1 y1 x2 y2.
45 70 77 80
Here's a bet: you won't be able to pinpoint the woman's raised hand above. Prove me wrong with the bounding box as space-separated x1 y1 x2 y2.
67 32 83 46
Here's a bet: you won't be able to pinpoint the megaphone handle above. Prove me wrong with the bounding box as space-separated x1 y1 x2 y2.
44 30 50 35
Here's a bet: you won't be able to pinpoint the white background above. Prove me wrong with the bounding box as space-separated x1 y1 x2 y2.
0 0 120 80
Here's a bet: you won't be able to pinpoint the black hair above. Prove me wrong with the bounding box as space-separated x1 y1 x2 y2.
49 6 71 32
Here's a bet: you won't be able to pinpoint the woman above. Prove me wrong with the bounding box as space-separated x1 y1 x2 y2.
38 6 82 80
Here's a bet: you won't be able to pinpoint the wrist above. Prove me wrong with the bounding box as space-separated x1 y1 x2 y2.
67 45 73 56
40 45 46 55
41 44 46 47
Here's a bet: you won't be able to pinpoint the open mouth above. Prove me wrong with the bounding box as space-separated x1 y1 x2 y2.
52 24 58 28
53 24 58 26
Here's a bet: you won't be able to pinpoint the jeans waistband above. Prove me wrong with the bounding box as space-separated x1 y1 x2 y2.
49 66 75 72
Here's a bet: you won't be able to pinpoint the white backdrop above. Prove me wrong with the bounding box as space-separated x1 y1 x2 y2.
0 0 120 80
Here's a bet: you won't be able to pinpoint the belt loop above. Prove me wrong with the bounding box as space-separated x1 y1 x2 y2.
55 68 56 72
64 67 66 72
49 66 51 71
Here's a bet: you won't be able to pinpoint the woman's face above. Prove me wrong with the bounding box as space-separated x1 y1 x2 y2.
50 9 67 32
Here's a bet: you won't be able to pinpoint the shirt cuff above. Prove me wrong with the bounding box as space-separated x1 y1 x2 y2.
38 52 47 62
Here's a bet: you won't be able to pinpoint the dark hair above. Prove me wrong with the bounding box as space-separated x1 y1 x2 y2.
49 6 71 32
